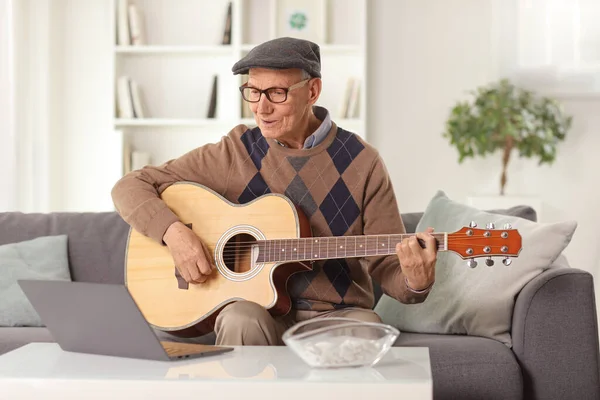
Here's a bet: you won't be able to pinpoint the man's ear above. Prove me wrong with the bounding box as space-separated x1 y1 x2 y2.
307 78 322 105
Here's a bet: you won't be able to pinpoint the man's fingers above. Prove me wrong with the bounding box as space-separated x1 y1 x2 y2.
177 265 192 283
196 259 212 276
200 241 216 271
186 263 204 283
416 231 438 254
407 236 424 259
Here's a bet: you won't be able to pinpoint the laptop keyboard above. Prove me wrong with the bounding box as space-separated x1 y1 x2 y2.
160 341 213 357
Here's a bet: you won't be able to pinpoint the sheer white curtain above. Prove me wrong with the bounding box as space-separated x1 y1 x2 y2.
0 0 15 211
0 0 55 212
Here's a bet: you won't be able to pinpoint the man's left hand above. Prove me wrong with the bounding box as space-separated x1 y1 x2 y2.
395 227 438 291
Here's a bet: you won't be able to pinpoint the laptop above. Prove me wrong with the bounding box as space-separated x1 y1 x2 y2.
18 280 234 361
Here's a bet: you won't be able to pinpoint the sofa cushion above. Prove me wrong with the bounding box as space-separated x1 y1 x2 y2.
0 235 71 327
375 190 577 347
397 332 523 400
0 212 130 284
400 212 424 235
0 327 54 355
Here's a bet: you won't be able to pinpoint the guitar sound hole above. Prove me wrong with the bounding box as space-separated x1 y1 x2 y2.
223 233 256 273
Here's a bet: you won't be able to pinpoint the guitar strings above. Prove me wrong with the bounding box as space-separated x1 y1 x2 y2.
209 235 515 248
213 239 516 254
217 244 513 263
215 239 515 252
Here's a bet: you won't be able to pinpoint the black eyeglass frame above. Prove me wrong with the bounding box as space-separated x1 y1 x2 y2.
239 78 311 103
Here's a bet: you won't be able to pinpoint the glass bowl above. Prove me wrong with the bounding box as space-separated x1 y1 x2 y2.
282 317 400 369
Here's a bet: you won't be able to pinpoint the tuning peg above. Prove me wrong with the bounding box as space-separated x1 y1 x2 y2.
467 259 478 268
469 221 477 228
502 257 512 266
485 257 494 267
503 223 512 229
486 222 495 229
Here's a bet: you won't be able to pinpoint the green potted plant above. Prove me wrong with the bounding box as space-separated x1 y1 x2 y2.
443 79 572 195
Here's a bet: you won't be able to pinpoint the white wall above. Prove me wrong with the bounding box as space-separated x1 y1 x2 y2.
0 0 15 211
368 0 600 283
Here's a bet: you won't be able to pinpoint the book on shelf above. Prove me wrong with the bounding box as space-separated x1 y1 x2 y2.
131 150 152 171
128 4 145 46
222 2 232 45
117 0 145 46
122 138 131 175
338 77 361 119
207 75 218 118
122 143 152 175
117 76 146 118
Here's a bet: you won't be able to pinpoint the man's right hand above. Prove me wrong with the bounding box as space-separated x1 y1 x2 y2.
162 221 215 284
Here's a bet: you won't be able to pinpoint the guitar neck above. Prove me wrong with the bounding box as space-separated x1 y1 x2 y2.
255 233 447 263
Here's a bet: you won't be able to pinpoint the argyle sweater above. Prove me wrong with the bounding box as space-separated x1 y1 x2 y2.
111 122 430 310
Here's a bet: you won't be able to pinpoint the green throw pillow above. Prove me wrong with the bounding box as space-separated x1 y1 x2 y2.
0 235 71 327
375 191 577 347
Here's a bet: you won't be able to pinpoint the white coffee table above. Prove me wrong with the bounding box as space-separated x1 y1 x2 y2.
0 343 432 399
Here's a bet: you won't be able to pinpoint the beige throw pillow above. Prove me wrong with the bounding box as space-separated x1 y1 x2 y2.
374 191 577 347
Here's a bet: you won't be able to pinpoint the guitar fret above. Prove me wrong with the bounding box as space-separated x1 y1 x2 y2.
344 236 347 258
328 238 338 258
265 240 269 263
293 239 298 261
318 238 322 259
303 238 307 261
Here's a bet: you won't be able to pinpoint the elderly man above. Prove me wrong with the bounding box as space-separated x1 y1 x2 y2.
111 37 437 346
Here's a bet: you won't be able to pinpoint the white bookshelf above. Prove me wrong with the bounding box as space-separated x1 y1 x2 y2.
110 0 368 173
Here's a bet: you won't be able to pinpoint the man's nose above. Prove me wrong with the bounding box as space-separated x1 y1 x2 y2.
257 94 273 114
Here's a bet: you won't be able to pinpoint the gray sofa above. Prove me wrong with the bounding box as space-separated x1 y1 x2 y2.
0 209 598 400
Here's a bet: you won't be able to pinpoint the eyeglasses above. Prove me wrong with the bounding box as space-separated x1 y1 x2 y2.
239 78 311 104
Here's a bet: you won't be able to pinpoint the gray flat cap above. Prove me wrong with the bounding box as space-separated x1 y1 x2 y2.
232 37 321 78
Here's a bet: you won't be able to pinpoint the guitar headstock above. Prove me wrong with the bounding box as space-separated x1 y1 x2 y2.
447 222 522 268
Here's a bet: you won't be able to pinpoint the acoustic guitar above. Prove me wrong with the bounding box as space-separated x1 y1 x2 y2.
124 182 522 337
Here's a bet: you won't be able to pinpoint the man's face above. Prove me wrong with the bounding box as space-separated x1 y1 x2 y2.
246 68 321 141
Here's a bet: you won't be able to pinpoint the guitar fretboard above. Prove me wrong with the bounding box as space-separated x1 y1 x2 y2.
254 233 447 263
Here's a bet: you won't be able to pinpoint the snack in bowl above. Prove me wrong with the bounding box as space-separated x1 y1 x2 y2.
282 317 400 368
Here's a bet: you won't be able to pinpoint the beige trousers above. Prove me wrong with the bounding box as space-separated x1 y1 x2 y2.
214 300 382 346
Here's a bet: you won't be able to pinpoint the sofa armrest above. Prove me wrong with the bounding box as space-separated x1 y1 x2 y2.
512 267 600 400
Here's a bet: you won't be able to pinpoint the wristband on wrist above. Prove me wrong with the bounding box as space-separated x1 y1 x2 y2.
404 276 435 294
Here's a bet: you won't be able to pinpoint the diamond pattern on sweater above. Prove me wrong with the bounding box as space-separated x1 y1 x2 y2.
287 156 309 172
319 177 360 236
238 172 270 204
285 175 318 217
241 127 269 170
323 259 352 299
327 128 365 175
287 263 322 299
